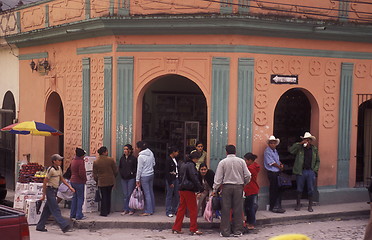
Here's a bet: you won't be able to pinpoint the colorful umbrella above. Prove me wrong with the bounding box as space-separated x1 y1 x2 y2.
1 121 63 136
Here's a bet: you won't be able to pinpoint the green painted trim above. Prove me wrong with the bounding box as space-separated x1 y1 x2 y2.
338 0 349 22
85 0 91 19
117 44 372 60
82 58 91 155
109 0 114 16
118 0 130 16
337 62 354 188
77 45 113 55
19 52 48 60
116 56 134 158
238 0 250 14
220 0 233 14
210 57 230 171
104 56 113 153
16 11 21 33
236 58 254 157
113 56 134 211
7 16 372 47
45 5 49 28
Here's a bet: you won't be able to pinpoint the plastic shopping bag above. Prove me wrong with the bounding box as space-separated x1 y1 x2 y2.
128 186 144 210
203 196 213 223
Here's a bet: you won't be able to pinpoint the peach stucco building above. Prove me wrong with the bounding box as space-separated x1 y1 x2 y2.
1 0 372 209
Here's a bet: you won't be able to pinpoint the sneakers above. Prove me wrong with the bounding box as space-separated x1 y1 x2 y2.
233 232 243 237
190 230 203 235
62 225 71 233
121 211 129 215
167 213 174 217
36 228 47 232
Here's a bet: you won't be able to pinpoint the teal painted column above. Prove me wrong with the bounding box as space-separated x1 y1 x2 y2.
210 57 230 171
82 58 91 155
118 0 130 16
236 58 254 157
104 57 113 153
238 0 250 14
220 0 233 14
112 56 134 211
337 62 354 188
85 0 91 19
338 0 349 22
45 5 49 27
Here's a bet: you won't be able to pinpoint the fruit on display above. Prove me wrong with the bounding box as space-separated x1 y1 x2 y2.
18 162 45 183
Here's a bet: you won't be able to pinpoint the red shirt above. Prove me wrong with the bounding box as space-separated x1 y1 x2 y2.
244 162 260 196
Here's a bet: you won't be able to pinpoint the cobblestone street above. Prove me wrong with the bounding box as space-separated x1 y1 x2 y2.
29 217 368 240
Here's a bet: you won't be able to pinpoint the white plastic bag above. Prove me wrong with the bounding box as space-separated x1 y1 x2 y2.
128 186 144 210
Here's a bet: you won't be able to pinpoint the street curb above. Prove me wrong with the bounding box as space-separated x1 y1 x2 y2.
72 209 370 230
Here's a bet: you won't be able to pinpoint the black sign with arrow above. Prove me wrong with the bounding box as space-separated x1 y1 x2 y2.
271 75 298 84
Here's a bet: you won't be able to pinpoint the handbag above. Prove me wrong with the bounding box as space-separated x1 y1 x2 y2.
94 189 101 202
203 196 213 223
129 186 144 210
212 192 222 211
277 172 292 188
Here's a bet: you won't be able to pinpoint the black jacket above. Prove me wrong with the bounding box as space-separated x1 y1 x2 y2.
119 154 137 180
198 169 215 189
178 160 204 193
165 156 178 186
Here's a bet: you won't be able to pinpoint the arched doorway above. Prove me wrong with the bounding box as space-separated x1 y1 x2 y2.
141 74 207 189
44 92 64 168
273 88 313 199
0 91 16 190
356 99 372 187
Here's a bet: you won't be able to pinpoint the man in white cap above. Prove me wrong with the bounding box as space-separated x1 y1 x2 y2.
264 135 285 213
36 154 75 233
289 132 320 212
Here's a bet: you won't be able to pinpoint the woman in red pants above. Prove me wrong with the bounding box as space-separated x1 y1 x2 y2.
172 151 204 235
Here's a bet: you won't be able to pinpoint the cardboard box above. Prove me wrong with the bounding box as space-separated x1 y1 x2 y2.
84 156 96 171
82 198 98 213
25 199 45 225
86 171 95 182
13 191 36 210
29 182 43 194
15 182 29 192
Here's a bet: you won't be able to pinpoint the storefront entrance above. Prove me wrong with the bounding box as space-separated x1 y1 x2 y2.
356 96 372 187
274 88 311 199
0 91 16 190
141 74 207 189
44 92 64 168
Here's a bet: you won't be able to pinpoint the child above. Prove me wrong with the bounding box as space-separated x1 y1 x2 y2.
243 152 260 230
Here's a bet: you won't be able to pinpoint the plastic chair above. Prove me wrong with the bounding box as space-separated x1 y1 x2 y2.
269 234 311 240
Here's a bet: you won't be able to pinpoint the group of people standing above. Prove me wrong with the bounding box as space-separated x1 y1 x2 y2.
36 132 320 237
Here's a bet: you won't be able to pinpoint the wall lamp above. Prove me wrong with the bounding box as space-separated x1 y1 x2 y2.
41 59 51 71
30 60 37 72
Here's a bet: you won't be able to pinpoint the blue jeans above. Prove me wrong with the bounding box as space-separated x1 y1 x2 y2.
165 179 179 215
296 169 316 196
121 178 136 212
244 194 258 225
70 183 85 219
36 187 69 231
140 174 155 214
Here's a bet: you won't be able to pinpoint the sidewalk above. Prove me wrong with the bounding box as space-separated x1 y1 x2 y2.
6 190 370 230
70 201 370 230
